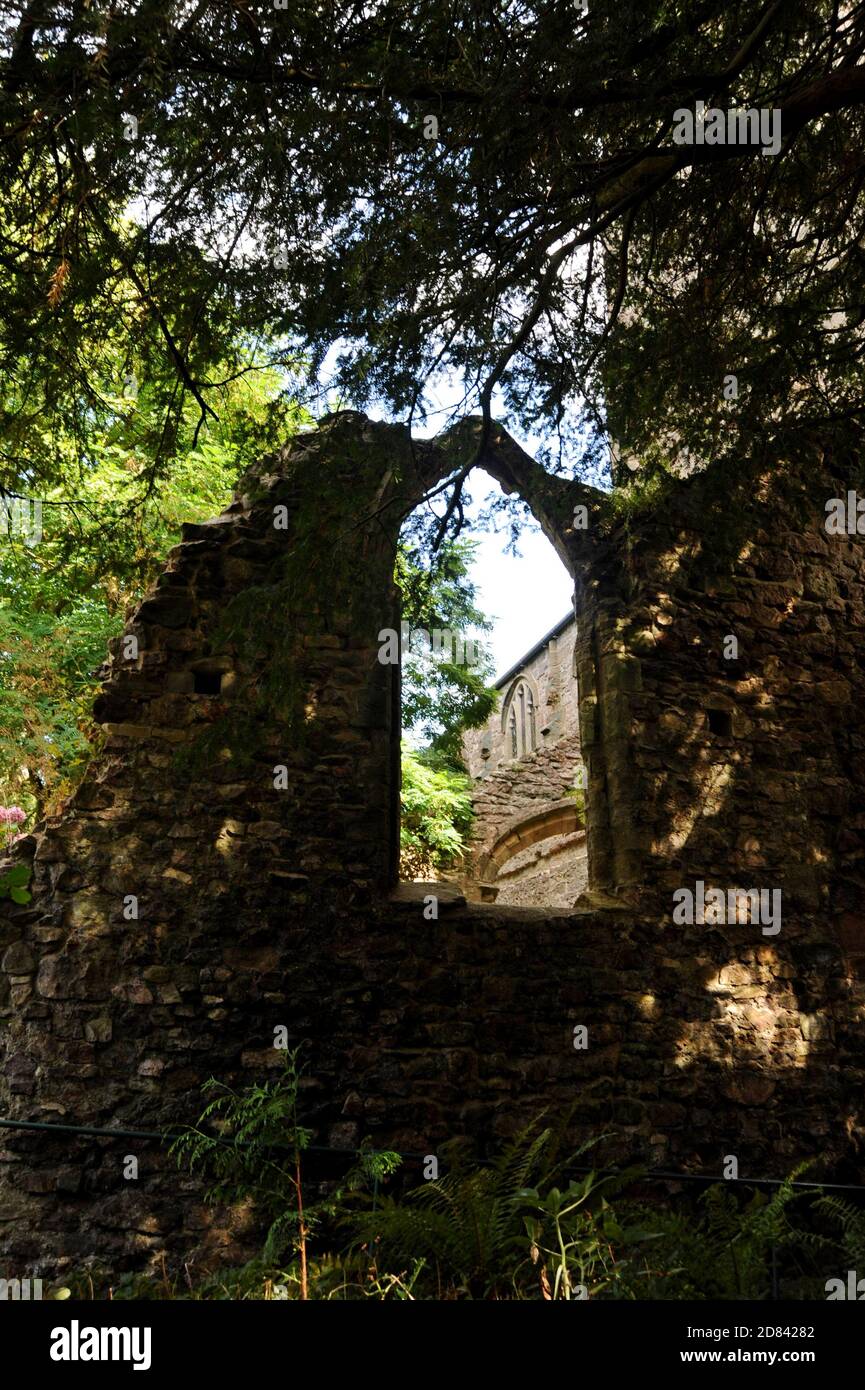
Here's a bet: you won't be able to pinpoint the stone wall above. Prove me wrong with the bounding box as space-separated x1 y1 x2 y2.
1 413 864 1279
1 886 858 1277
568 448 865 919
462 615 580 779
487 829 588 907
0 413 423 1273
460 617 588 904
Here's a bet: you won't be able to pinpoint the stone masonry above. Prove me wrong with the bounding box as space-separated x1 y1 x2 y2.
1 413 864 1278
461 615 588 906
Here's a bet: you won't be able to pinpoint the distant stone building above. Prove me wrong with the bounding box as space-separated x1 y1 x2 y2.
461 612 588 907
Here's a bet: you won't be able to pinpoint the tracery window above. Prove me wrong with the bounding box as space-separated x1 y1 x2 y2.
506 679 538 758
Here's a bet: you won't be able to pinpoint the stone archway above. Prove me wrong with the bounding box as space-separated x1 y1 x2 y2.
1 410 864 1277
471 799 587 907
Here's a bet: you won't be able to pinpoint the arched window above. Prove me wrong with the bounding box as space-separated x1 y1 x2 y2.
504 678 539 758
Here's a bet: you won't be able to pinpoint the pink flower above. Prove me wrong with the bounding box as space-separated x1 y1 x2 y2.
0 806 26 824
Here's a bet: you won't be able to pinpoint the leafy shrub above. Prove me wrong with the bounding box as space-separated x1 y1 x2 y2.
348 1119 647 1299
161 1072 849 1302
0 861 31 904
399 744 474 879
612 1168 817 1300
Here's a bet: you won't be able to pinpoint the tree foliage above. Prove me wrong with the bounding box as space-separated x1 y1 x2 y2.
0 341 308 819
395 538 496 878
3 0 859 853
399 744 475 878
1 0 863 516
396 538 496 748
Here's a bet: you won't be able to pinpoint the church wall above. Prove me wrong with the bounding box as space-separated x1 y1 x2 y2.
460 619 587 905
2 416 864 1278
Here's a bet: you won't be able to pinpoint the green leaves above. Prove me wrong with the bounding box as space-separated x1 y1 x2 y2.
170 1047 400 1273
170 1049 314 1264
396 539 497 751
0 335 307 820
4 1 860 487
0 861 32 904
349 1117 626 1299
353 1144 403 1187
399 744 474 878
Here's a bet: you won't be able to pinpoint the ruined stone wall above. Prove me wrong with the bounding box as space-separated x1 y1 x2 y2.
568 449 865 924
1 415 864 1279
0 413 420 1273
2 884 858 1277
486 830 588 907
460 618 587 903
462 616 580 778
459 737 587 903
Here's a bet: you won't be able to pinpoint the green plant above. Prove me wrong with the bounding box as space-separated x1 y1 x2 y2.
396 540 497 752
0 861 31 904
170 1046 318 1295
617 1166 817 1300
399 743 474 879
514 1143 648 1300
170 1046 401 1300
0 338 307 819
348 1117 631 1299
812 1194 865 1269
62 1138 850 1301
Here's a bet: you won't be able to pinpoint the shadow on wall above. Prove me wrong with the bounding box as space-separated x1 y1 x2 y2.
1 414 864 1277
568 447 865 1178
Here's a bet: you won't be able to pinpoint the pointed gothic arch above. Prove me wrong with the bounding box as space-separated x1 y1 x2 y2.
500 675 541 759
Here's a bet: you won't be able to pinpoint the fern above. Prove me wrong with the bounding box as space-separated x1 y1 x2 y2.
170 1047 401 1297
349 1116 631 1299
616 1165 818 1300
170 1050 312 1261
813 1194 865 1269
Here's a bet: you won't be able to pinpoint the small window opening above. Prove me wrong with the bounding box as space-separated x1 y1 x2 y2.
193 670 223 695
707 708 733 737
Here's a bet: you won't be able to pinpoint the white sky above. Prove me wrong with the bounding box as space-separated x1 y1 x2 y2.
462 479 573 681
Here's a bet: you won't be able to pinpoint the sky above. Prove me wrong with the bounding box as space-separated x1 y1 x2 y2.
461 480 573 681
